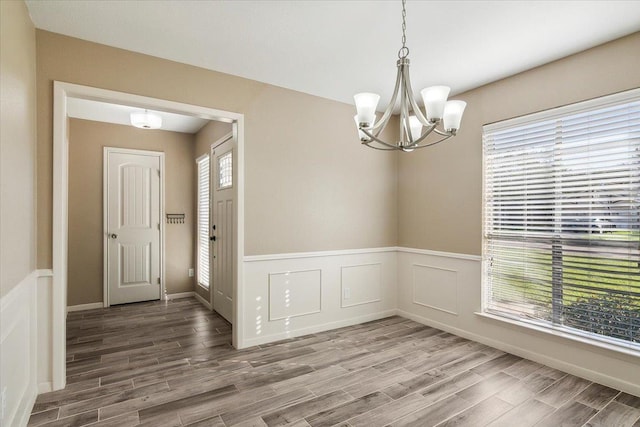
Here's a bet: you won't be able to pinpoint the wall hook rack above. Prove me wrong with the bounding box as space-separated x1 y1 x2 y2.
166 213 185 224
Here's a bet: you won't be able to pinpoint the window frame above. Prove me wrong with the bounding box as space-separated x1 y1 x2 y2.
481 88 640 354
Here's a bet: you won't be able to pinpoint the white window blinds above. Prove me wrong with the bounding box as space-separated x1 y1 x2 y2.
196 155 210 288
483 89 640 348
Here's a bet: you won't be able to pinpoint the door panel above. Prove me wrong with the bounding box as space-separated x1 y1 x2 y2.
211 139 235 322
107 150 161 305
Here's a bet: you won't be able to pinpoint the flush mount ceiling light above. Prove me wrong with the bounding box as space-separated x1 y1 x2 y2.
354 0 467 152
130 110 162 130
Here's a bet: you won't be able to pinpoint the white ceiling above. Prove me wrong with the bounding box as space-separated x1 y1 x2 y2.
26 1 640 110
67 98 209 134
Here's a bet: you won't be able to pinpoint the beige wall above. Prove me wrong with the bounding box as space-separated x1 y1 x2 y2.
68 119 195 305
193 120 233 302
398 32 640 255
195 120 233 158
0 0 37 297
36 31 398 269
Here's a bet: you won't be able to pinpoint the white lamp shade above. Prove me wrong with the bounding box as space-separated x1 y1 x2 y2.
421 86 450 121
408 115 422 141
354 115 373 141
443 100 467 131
354 93 380 126
130 111 162 129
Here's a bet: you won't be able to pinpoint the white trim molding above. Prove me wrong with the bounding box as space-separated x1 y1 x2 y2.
36 269 53 278
52 81 246 386
67 302 104 313
165 292 195 300
396 246 481 261
244 247 397 262
194 292 212 310
244 309 398 348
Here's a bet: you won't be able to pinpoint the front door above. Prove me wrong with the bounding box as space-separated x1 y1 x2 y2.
211 137 235 322
105 148 162 305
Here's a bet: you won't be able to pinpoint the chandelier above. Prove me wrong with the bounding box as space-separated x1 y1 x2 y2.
353 0 466 152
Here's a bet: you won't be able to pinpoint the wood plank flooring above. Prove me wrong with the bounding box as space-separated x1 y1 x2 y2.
30 298 640 427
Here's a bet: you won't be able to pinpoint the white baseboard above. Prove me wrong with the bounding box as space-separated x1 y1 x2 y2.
38 382 53 394
67 302 104 312
15 385 37 427
194 292 212 310
397 309 640 397
165 291 195 300
243 309 398 348
36 269 53 278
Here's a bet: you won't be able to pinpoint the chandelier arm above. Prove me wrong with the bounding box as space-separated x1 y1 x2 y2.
371 67 402 134
360 127 403 150
362 142 401 151
402 82 413 145
402 66 431 126
433 127 454 137
410 134 453 149
404 122 440 148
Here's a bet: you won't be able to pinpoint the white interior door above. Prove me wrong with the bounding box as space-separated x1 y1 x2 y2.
211 137 235 322
106 148 162 305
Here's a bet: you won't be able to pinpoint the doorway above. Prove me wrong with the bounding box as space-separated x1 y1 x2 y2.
51 82 245 391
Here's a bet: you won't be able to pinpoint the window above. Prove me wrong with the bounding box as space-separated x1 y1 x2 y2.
483 89 640 349
196 154 210 288
218 151 232 189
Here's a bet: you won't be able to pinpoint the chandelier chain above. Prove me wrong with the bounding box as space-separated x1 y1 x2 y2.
398 0 409 58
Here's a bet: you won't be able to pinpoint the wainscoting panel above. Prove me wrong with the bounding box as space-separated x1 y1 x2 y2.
0 271 38 427
269 269 321 321
412 264 458 315
243 248 397 347
340 263 381 308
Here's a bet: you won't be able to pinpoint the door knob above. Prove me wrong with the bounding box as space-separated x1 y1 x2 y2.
110 233 118 239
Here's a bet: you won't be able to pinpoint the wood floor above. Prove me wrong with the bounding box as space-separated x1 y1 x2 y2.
30 298 640 427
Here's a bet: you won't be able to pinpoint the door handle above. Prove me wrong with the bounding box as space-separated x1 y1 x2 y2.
110 233 118 239
210 236 216 241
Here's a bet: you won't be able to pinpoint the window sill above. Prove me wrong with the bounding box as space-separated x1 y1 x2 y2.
474 311 640 359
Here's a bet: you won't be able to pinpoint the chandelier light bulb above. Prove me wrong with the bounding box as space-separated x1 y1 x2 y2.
421 86 451 121
409 115 422 141
443 100 467 131
354 93 380 126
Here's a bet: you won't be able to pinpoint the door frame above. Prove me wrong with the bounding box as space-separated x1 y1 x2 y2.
52 81 246 391
103 147 166 307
